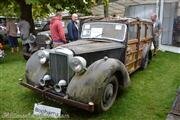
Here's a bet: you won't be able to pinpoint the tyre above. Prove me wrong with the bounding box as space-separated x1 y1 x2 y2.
23 54 30 60
22 44 31 60
141 53 149 70
96 75 118 112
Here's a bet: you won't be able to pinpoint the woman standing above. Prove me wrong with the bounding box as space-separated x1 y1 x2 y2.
6 19 19 53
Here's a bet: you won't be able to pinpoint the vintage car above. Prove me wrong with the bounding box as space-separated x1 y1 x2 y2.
22 16 71 60
21 17 154 112
0 38 5 59
22 32 52 60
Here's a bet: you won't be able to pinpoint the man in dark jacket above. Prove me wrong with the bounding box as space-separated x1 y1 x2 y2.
67 14 79 42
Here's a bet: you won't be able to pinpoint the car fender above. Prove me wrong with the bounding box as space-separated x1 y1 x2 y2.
66 58 130 103
26 50 49 85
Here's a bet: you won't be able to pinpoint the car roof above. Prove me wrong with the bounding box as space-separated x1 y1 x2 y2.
80 16 152 25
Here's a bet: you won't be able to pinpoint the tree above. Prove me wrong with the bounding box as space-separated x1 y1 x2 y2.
15 0 34 33
103 0 109 18
0 1 20 17
0 0 94 34
92 0 110 17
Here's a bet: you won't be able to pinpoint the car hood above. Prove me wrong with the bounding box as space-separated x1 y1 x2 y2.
37 29 68 36
60 39 125 54
37 30 51 36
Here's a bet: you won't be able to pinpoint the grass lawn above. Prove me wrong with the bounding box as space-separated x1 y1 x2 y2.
0 48 180 120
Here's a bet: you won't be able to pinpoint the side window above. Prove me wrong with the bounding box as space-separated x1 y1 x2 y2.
128 24 137 40
147 24 153 38
140 24 145 39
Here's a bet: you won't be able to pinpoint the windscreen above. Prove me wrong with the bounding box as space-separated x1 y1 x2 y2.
81 22 127 41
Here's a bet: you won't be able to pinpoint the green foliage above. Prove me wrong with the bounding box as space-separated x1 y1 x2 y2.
0 1 20 17
92 0 109 6
103 0 109 7
32 4 51 20
0 0 94 20
25 0 40 4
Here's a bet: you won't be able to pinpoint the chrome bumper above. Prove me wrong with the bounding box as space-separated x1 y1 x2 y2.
20 81 94 112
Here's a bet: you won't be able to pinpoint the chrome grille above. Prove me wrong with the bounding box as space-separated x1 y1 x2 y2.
49 53 69 84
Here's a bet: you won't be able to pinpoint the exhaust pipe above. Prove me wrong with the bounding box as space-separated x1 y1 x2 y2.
39 75 51 86
54 80 67 92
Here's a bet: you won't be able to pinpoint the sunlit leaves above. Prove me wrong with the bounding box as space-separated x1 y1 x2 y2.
0 0 98 19
25 0 39 5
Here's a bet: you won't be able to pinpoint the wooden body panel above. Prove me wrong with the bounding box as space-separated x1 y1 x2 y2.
125 21 153 74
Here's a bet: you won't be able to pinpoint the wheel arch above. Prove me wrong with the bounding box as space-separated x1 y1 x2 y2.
66 57 131 104
114 70 130 88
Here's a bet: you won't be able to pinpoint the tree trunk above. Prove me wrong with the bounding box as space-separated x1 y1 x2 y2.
15 0 35 34
103 0 109 18
104 5 109 18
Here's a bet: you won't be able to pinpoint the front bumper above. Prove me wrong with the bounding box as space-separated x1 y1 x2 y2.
20 81 94 112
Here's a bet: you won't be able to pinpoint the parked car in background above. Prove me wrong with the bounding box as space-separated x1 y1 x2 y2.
35 16 71 39
0 39 4 59
34 20 49 33
0 48 4 59
0 17 7 44
21 17 154 112
22 32 52 60
173 16 180 46
22 16 71 60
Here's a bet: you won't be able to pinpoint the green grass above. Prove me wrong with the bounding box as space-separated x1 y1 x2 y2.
0 48 180 120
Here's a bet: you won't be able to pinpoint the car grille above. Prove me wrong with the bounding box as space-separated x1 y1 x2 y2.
49 53 69 84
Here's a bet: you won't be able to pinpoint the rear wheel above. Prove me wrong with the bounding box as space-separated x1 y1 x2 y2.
22 44 30 60
141 53 149 70
96 75 118 112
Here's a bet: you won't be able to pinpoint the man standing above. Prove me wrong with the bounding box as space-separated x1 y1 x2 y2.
151 13 162 54
50 12 66 47
18 18 30 52
67 13 79 42
6 19 19 53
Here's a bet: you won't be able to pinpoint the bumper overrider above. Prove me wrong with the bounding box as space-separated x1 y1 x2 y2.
20 80 95 112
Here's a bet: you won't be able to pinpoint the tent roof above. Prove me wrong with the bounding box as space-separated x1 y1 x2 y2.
91 0 179 16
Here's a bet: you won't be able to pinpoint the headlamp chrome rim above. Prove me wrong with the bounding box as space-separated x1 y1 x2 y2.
38 50 49 64
39 74 51 86
70 56 87 73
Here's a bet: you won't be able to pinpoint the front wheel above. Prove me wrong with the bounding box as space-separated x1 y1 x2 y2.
96 75 118 112
23 54 30 60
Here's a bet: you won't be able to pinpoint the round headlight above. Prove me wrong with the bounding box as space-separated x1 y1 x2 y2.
70 56 87 73
45 40 51 45
38 50 49 64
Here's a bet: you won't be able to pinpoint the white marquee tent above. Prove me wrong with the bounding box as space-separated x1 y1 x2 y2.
92 0 180 53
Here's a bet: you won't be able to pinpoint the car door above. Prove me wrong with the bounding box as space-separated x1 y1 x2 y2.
137 22 152 68
125 22 140 74
125 21 153 74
